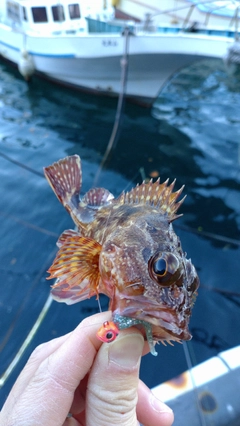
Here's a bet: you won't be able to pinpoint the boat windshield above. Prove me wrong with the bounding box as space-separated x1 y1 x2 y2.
7 1 20 22
51 5 65 22
68 4 81 20
30 3 81 23
32 6 48 23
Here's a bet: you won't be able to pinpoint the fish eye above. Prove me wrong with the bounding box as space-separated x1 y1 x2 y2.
153 258 167 277
106 331 114 340
149 253 180 286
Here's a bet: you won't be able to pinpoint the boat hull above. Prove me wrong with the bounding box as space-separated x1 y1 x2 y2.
0 24 234 105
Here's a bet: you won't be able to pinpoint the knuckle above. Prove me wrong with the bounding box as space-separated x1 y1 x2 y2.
29 341 48 360
88 383 138 423
26 342 49 367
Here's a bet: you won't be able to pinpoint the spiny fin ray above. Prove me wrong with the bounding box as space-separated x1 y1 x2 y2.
115 178 185 221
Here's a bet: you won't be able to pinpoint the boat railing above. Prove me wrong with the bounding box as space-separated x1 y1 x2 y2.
149 1 240 38
86 16 239 40
86 17 159 35
86 17 123 34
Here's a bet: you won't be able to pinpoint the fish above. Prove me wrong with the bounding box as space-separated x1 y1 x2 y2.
44 155 199 354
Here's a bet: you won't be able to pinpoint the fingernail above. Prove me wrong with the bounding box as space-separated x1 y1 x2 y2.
150 393 173 414
109 333 144 368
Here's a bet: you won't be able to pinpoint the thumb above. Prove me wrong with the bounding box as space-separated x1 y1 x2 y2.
86 331 144 426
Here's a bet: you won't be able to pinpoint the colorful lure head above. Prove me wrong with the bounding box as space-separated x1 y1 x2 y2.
96 321 119 343
96 315 158 356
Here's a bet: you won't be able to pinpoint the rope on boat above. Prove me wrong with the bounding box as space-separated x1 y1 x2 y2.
226 40 240 65
93 26 131 185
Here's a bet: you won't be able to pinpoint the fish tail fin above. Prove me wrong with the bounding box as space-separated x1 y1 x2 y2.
44 155 82 208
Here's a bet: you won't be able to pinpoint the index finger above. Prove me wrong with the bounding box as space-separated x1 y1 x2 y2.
43 310 151 394
37 310 113 393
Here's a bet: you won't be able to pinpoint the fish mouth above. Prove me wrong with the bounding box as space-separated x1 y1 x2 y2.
148 314 192 342
111 296 192 342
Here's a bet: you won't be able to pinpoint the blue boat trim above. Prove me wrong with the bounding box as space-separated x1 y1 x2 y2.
0 41 75 58
0 40 19 51
28 51 75 58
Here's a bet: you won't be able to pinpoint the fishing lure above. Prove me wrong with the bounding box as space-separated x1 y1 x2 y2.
96 321 119 343
96 315 158 356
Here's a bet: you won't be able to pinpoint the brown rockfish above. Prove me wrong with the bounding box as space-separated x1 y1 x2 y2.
44 155 199 353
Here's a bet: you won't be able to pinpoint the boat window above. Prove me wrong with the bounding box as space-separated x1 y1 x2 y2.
32 7 48 23
68 4 80 20
22 6 28 21
52 5 65 22
7 1 20 21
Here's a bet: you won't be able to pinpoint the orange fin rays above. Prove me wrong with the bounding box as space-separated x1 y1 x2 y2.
47 233 102 302
116 178 185 221
57 229 79 247
44 155 82 208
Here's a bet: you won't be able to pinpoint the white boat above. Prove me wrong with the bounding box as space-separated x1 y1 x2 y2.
0 0 239 105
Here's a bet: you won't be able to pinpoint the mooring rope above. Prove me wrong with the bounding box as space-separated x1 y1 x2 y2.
93 26 131 185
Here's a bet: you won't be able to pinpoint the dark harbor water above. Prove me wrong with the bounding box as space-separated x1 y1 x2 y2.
0 58 239 409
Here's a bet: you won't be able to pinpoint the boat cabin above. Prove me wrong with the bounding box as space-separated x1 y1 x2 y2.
0 0 114 33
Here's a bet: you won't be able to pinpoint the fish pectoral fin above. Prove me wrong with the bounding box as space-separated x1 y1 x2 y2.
57 229 80 248
47 234 102 303
116 179 185 221
44 155 82 208
81 187 114 209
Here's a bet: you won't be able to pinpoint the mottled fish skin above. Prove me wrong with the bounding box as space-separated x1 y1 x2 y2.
44 155 199 344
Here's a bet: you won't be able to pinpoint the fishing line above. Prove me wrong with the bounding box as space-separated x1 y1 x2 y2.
115 167 145 194
175 223 240 246
2 146 237 247
137 168 240 246
0 294 53 388
0 248 56 385
0 210 58 238
139 167 147 181
0 308 112 387
97 297 102 313
0 151 44 178
0 152 59 238
182 341 207 426
201 284 240 298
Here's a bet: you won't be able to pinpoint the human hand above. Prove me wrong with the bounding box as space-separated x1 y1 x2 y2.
0 311 174 426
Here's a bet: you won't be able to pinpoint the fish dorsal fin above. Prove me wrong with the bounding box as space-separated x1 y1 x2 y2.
47 232 102 302
44 155 82 208
116 179 186 221
80 187 114 209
